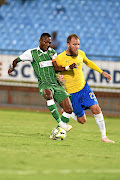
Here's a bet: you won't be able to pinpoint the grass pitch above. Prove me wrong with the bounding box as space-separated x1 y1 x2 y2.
0 109 120 180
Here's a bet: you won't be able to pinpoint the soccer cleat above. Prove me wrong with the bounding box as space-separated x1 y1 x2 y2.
64 124 72 132
102 137 115 143
49 128 56 139
58 121 72 132
50 134 53 139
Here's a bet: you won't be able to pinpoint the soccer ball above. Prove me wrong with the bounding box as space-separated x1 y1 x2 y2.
51 127 67 140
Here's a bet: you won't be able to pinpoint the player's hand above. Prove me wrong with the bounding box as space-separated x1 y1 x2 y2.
8 68 14 75
58 74 64 82
69 63 77 69
102 71 112 81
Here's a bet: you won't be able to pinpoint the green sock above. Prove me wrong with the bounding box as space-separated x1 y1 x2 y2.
48 104 61 123
56 114 69 128
61 114 69 123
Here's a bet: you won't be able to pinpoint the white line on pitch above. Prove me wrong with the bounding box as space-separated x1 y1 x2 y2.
42 169 120 174
0 169 120 175
0 170 37 175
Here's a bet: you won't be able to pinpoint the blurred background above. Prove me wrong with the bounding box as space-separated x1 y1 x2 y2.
0 0 120 116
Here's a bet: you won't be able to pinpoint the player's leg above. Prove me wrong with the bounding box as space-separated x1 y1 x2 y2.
43 89 72 131
60 97 73 123
53 86 73 131
39 83 62 124
69 89 87 124
90 104 115 143
61 108 78 121
39 83 72 134
76 114 87 124
81 83 105 139
90 104 106 138
43 89 61 123
76 82 114 143
61 108 86 124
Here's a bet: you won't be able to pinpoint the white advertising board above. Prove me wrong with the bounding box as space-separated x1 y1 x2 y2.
0 54 120 87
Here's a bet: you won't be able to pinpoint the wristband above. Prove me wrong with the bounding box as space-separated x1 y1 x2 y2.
65 66 70 70
10 63 13 69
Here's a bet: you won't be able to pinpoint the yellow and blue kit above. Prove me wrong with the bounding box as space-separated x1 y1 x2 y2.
55 50 103 117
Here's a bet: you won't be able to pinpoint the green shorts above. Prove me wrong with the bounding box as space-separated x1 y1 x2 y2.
38 83 70 105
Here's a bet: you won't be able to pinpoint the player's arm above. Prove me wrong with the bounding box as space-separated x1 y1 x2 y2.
52 60 77 72
83 56 103 73
8 58 19 75
101 71 112 81
57 74 64 83
8 49 33 76
83 56 112 81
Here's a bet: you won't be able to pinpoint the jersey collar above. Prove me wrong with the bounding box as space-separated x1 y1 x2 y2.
37 46 52 53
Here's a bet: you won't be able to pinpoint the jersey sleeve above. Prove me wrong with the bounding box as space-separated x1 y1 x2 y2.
54 55 61 66
18 49 33 62
52 52 57 60
83 52 103 74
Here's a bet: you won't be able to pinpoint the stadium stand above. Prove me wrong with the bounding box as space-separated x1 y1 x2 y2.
0 0 120 116
0 0 120 60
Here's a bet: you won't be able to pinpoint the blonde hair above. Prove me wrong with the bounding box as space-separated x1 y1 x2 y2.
67 34 79 43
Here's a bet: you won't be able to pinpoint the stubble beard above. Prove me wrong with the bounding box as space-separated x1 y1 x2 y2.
69 48 78 57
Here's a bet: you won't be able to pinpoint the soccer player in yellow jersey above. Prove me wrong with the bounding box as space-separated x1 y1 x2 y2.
52 34 115 143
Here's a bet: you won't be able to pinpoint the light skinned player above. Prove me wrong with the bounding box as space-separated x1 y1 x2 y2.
52 34 115 143
8 33 77 132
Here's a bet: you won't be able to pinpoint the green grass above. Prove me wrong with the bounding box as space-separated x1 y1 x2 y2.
0 109 120 180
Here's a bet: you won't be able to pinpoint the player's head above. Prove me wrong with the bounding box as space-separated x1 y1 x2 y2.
39 33 51 51
67 34 80 57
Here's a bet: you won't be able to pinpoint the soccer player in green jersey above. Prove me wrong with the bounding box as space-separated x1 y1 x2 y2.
8 33 76 132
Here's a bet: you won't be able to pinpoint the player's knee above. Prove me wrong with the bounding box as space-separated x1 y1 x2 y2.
43 89 53 100
65 106 73 114
61 108 64 114
77 117 86 124
80 119 86 124
92 105 101 114
60 97 73 114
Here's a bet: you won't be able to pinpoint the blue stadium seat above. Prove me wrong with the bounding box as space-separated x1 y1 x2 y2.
0 0 120 60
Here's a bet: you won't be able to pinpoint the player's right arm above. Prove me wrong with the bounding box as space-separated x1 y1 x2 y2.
52 60 77 72
8 49 33 76
8 58 19 75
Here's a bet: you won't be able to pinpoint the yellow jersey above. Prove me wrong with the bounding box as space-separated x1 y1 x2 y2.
55 50 103 94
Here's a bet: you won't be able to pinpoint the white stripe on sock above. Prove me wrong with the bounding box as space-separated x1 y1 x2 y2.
70 112 78 121
47 99 55 106
62 111 71 119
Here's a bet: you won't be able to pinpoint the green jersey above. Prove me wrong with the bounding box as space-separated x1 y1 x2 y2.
17 46 70 104
17 46 59 85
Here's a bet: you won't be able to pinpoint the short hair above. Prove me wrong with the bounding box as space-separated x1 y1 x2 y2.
40 33 51 39
67 34 79 43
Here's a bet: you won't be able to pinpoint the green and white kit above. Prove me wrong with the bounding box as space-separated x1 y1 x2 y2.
17 46 70 104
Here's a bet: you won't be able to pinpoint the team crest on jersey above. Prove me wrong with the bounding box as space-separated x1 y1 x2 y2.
77 62 82 66
50 53 54 57
78 55 83 61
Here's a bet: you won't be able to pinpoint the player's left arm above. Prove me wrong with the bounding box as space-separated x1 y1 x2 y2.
57 74 64 83
51 52 67 72
101 71 112 81
83 56 112 81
